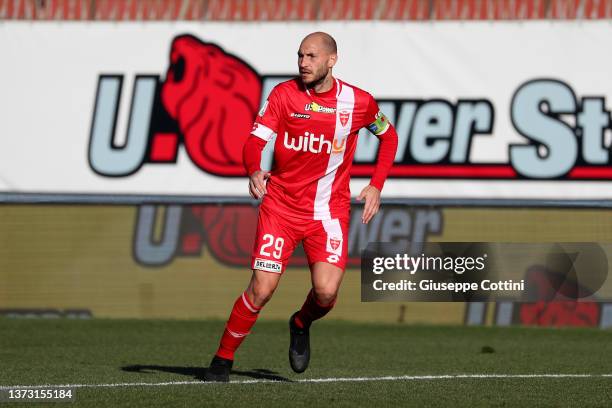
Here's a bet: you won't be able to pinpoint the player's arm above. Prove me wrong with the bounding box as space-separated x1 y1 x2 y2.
243 136 270 199
242 88 282 199
357 95 399 224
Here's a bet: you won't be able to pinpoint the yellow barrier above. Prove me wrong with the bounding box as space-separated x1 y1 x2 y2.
2 205 611 323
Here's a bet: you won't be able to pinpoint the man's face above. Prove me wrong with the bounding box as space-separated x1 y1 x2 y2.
297 38 335 86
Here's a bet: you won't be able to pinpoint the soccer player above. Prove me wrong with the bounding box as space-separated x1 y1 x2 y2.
205 32 399 382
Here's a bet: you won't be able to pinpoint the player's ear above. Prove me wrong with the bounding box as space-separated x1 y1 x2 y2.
328 53 337 69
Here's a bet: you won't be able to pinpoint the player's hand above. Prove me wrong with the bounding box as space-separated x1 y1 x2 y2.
249 170 271 199
357 185 381 224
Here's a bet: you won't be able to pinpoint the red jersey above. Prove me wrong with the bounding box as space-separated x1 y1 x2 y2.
246 77 397 221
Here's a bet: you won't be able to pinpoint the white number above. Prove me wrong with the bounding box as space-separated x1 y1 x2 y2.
273 237 284 259
260 234 284 259
260 234 274 256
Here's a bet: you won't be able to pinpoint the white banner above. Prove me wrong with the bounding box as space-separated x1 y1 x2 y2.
3 21 612 199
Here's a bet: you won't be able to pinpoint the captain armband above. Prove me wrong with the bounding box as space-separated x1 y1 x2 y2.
366 111 390 136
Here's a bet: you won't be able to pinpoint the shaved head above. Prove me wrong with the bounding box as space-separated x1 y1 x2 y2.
297 32 338 89
300 32 337 55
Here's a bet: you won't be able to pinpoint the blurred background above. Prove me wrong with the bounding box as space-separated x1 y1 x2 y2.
2 0 612 328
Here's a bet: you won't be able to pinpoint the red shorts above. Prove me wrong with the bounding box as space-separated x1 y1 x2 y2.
250 202 349 274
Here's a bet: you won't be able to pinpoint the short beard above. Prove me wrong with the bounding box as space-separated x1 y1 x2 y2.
303 69 329 89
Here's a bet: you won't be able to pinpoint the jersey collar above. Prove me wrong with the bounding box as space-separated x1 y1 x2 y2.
304 78 341 99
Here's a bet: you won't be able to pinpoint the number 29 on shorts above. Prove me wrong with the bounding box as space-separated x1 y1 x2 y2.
259 234 284 259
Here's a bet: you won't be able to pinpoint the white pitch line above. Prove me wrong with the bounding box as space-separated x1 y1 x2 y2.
1 374 612 390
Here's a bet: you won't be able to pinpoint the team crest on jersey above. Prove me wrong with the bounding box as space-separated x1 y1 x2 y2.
339 110 351 127
305 102 336 114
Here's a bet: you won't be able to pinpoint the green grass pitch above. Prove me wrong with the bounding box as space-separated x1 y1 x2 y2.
1 318 612 407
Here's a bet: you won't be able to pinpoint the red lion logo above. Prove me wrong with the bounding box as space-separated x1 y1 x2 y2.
161 35 262 176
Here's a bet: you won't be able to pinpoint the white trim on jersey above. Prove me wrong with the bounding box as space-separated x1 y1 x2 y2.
251 123 275 141
313 83 355 220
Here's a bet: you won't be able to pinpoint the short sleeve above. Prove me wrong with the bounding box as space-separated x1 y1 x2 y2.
363 93 390 136
251 87 283 142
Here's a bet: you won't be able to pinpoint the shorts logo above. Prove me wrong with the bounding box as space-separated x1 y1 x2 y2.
339 110 350 127
327 254 340 263
329 237 342 251
254 258 282 273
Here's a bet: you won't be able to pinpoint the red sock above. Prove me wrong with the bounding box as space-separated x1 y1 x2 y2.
215 292 261 360
294 289 336 329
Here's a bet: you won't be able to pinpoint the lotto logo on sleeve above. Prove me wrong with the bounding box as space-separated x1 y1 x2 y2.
254 258 282 273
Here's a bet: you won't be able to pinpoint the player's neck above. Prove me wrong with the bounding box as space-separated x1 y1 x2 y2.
310 74 334 94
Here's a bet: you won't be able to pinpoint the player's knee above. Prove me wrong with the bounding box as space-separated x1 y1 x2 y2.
313 288 337 307
251 281 276 307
